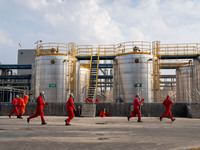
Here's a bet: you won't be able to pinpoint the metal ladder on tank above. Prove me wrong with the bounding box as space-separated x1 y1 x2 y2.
152 41 161 102
88 47 100 99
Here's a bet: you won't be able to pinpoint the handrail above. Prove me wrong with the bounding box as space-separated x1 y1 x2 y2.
94 46 100 99
75 41 151 57
116 41 151 55
87 48 93 91
154 42 200 56
37 41 200 57
36 42 68 56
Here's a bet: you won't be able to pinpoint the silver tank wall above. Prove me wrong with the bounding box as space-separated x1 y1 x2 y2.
76 66 89 102
176 67 193 103
113 54 153 103
193 58 200 90
34 55 68 102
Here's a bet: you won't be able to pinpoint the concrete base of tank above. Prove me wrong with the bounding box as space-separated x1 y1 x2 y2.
0 116 200 150
0 102 198 118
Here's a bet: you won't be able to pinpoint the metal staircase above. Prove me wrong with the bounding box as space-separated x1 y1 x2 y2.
88 48 100 99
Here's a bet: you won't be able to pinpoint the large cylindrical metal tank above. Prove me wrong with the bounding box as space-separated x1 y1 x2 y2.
113 54 153 103
193 57 200 90
76 66 89 102
34 55 68 102
176 67 193 103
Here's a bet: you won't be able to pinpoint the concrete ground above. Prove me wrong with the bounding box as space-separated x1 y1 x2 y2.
0 116 200 150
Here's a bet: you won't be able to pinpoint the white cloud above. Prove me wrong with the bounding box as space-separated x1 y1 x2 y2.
1 0 200 64
13 0 48 10
0 29 14 46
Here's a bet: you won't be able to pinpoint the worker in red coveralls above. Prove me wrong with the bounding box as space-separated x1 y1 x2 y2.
17 95 29 119
65 93 77 126
85 97 93 103
85 98 99 103
160 95 175 122
27 91 48 125
127 94 144 122
8 95 19 118
17 97 25 119
23 95 29 107
99 108 111 117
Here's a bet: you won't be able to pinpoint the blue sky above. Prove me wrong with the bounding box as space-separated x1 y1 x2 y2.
1 0 200 64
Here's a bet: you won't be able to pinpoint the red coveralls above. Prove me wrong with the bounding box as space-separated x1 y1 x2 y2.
9 98 19 117
99 111 111 117
129 97 144 121
160 98 174 121
18 95 29 116
17 98 25 115
29 96 46 123
23 95 29 106
66 97 76 123
85 98 93 103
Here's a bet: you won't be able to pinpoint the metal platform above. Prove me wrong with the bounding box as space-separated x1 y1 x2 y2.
90 75 113 79
161 55 199 59
76 56 115 60
93 64 113 68
0 75 31 79
0 65 32 69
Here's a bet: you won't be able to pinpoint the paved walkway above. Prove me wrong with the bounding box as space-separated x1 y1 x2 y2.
0 116 200 150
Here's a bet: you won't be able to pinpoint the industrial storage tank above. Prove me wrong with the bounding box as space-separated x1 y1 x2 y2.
76 64 89 102
34 55 68 102
176 67 193 103
113 41 153 103
193 57 200 90
33 43 76 102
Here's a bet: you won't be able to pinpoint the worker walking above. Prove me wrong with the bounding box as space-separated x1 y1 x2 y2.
17 97 25 119
8 95 19 118
160 95 175 122
127 94 144 122
27 91 48 125
17 95 29 119
65 93 76 126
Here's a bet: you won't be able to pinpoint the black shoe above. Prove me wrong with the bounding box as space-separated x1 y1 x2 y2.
160 117 162 121
137 120 143 122
127 116 130 121
65 121 71 126
8 115 11 118
172 119 176 122
42 122 47 125
18 114 23 119
27 118 30 123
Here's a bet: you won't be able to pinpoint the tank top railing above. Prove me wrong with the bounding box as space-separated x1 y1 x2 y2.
157 43 200 56
115 41 151 55
37 42 200 57
36 43 69 56
75 41 151 57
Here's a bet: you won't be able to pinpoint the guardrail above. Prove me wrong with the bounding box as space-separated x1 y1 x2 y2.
36 41 200 57
36 42 68 56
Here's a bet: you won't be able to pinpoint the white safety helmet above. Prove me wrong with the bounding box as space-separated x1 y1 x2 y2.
136 94 140 97
16 95 19 99
40 91 45 96
70 93 73 98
